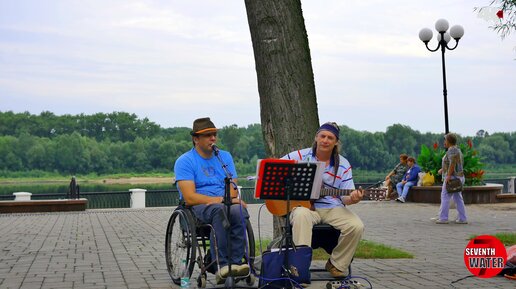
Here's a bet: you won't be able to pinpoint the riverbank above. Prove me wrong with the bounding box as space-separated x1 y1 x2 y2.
97 176 174 184
0 176 174 185
1 169 514 186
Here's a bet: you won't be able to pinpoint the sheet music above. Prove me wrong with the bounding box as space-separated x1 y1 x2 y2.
254 159 325 200
297 161 325 199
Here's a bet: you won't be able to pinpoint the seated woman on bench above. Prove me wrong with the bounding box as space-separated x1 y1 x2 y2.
395 157 421 203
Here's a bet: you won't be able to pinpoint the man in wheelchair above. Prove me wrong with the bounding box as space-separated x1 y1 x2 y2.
174 117 250 284
281 122 364 279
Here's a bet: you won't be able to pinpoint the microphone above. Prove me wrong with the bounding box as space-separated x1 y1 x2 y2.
211 144 220 155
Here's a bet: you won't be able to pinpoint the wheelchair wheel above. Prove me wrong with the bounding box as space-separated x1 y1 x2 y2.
245 219 256 268
241 219 256 286
165 209 197 285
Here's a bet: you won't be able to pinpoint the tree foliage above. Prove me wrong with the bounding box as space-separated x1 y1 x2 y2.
0 111 514 177
0 111 161 142
475 0 516 39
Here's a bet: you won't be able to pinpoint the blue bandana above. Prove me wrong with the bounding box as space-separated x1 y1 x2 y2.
317 123 340 140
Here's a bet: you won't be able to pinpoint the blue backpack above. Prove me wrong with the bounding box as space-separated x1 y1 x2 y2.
259 245 312 288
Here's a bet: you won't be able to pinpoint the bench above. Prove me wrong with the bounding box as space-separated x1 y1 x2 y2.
406 184 507 204
0 199 88 214
495 193 516 203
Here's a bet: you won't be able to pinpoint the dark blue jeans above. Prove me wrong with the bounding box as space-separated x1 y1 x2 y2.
191 203 249 268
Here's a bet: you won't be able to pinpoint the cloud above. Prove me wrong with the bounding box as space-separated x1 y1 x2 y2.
0 0 514 136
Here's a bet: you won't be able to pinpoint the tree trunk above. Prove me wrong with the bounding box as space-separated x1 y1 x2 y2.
244 0 320 239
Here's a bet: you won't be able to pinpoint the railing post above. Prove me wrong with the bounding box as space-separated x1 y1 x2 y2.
129 188 146 208
69 176 79 199
509 177 516 194
13 192 32 201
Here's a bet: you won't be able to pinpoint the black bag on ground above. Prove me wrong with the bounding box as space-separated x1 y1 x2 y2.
259 245 312 288
446 178 463 193
498 261 516 276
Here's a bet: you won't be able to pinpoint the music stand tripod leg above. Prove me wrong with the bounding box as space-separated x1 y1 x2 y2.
280 178 298 289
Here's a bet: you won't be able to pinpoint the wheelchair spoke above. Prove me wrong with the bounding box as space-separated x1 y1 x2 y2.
165 210 197 285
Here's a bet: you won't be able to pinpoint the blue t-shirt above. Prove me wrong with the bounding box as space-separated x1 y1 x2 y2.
174 148 238 199
281 148 355 209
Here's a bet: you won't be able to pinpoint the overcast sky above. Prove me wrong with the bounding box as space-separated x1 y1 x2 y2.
1 0 515 136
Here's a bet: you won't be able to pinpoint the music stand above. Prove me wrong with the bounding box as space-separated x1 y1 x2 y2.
255 159 324 288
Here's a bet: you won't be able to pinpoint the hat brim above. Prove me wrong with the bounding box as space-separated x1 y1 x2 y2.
193 128 217 135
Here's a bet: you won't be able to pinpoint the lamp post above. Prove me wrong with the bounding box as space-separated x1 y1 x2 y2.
419 19 464 134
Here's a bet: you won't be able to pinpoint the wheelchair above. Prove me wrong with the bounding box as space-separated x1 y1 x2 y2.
165 204 256 288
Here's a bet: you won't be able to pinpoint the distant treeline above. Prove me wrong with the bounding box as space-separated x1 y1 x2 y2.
0 111 514 176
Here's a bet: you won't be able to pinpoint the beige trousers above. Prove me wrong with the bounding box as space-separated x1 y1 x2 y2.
289 206 364 272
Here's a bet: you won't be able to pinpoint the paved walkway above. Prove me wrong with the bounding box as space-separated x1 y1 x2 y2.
0 201 515 289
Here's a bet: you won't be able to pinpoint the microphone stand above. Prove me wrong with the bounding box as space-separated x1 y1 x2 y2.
212 145 240 288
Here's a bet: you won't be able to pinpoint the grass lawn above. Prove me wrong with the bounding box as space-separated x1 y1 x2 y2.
469 232 516 246
256 239 413 260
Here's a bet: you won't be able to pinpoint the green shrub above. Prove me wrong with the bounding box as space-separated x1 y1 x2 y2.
417 139 485 186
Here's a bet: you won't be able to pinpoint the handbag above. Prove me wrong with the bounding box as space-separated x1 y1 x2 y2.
446 178 463 193
422 172 435 186
259 245 312 288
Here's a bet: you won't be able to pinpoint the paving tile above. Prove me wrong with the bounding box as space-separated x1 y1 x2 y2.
0 203 514 288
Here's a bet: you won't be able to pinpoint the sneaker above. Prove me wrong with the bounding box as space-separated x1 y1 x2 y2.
233 263 250 276
215 274 225 285
455 220 468 224
430 216 439 221
325 260 348 278
395 196 405 203
435 219 449 224
215 265 231 284
215 272 225 284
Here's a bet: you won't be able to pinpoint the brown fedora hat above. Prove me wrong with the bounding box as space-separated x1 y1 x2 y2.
191 117 217 136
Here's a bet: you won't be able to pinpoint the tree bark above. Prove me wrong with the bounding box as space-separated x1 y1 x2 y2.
244 0 320 239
